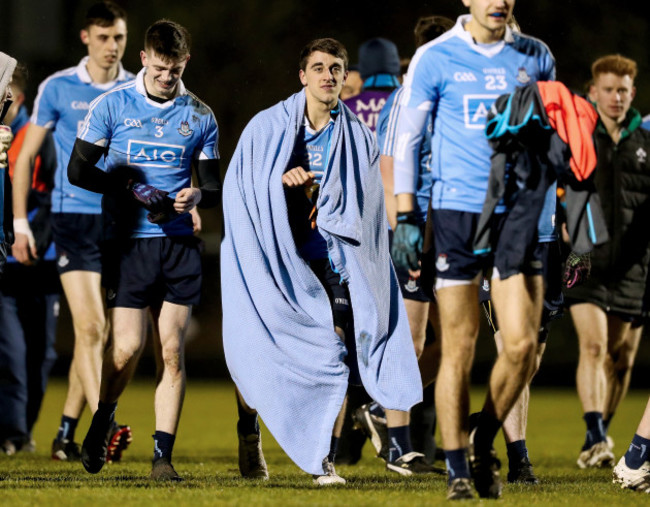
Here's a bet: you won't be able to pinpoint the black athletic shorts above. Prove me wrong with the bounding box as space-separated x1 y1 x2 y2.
479 241 564 343
51 213 104 274
308 258 352 330
103 236 202 309
431 209 543 281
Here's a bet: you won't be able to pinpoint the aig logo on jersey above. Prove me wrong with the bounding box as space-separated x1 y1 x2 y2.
463 94 498 129
127 140 185 169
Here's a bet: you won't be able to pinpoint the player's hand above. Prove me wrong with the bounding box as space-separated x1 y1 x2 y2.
128 181 178 224
563 251 591 288
0 125 14 169
12 218 37 265
174 187 202 214
391 212 423 272
190 207 202 234
282 167 315 188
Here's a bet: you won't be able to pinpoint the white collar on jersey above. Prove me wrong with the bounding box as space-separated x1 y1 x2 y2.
76 56 129 90
134 67 187 108
453 14 514 58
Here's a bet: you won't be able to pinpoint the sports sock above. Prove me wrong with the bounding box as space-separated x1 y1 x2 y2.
369 402 385 418
95 401 117 423
56 416 78 442
582 411 606 450
153 431 176 461
328 435 339 464
602 416 612 435
445 449 470 482
506 440 529 467
473 411 502 454
624 434 650 469
388 425 413 462
236 394 260 436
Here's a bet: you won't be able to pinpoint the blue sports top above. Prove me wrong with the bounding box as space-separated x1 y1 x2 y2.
288 114 335 260
31 57 134 214
393 15 555 213
78 67 219 238
377 87 432 223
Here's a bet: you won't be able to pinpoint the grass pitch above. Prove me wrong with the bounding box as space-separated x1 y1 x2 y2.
1 379 648 505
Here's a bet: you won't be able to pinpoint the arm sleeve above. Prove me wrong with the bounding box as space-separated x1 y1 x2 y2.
195 158 221 208
67 138 126 195
393 50 438 195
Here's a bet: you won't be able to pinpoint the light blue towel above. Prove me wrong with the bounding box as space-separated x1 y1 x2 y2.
221 89 422 475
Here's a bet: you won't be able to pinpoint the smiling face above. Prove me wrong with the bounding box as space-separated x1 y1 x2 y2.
593 72 635 123
462 0 515 43
140 50 189 100
299 51 348 110
81 19 127 72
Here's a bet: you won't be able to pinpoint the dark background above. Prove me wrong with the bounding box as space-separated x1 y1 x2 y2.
2 0 649 385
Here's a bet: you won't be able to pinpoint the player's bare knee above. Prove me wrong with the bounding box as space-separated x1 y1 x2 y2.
161 345 184 377
73 319 107 345
582 340 606 362
502 336 536 367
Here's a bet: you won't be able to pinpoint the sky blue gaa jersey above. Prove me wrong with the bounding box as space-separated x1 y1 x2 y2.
78 68 219 238
394 15 555 214
31 57 134 214
377 86 432 224
287 115 335 260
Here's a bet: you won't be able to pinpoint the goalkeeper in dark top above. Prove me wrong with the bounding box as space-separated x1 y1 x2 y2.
67 19 221 481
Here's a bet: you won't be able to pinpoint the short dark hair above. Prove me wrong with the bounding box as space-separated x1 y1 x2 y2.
414 15 454 48
144 19 191 61
11 63 28 93
84 1 126 30
299 38 348 72
591 54 638 81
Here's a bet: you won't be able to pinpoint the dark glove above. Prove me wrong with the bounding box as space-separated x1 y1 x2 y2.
563 251 591 288
391 212 423 272
128 181 178 224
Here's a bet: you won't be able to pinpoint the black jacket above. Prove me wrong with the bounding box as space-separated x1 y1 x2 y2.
565 109 650 314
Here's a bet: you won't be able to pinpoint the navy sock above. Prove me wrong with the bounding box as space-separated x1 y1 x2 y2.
602 416 612 435
153 431 176 461
56 416 78 442
236 394 259 436
506 440 529 465
328 435 339 463
624 434 650 469
445 449 470 482
388 425 413 462
473 411 502 454
369 402 385 418
582 412 606 450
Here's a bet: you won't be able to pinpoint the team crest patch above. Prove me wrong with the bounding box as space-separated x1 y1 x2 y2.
58 255 69 268
178 121 193 137
516 67 531 84
436 254 450 272
404 278 418 293
637 147 647 163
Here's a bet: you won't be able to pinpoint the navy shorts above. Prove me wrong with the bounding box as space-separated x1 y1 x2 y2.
431 209 543 281
479 241 564 343
103 236 202 309
51 213 104 274
308 259 352 330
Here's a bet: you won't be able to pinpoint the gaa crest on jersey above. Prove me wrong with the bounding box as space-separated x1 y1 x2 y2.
516 67 531 84
436 253 450 272
178 121 193 137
